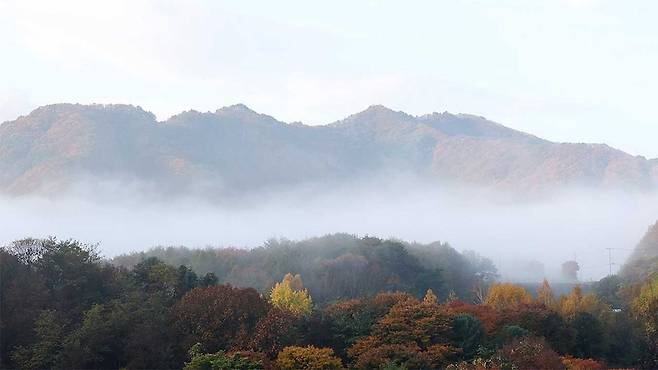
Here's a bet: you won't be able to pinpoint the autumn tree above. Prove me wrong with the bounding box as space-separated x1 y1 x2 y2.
559 285 609 320
492 336 564 369
536 279 557 309
347 299 456 369
484 283 532 311
560 355 606 370
270 273 313 316
632 273 658 366
276 346 343 370
423 289 438 305
173 285 270 353
323 292 415 358
249 308 298 358
444 300 502 335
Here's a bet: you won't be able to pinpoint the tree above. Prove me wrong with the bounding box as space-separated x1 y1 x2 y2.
249 308 298 358
492 336 564 369
270 273 313 316
184 344 266 370
323 292 415 358
276 346 343 370
174 285 270 353
10 310 67 370
448 315 484 360
444 300 502 335
559 286 608 320
632 273 658 366
200 272 219 286
560 356 605 370
423 289 438 305
348 299 456 369
571 312 604 360
484 283 532 311
0 249 49 367
536 279 557 309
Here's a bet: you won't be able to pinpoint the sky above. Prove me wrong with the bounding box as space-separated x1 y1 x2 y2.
1 0 657 158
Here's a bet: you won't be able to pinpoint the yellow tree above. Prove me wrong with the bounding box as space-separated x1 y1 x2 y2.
423 289 438 305
559 285 608 319
270 273 313 316
536 279 557 309
276 346 343 370
484 283 532 311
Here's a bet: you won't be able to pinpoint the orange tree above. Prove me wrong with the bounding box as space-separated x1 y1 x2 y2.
347 298 457 369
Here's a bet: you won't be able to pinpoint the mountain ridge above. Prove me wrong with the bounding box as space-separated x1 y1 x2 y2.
1 103 657 198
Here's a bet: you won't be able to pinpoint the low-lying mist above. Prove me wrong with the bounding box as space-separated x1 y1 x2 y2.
2 175 657 282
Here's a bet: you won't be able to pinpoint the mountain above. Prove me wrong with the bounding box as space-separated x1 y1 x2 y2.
1 103 657 198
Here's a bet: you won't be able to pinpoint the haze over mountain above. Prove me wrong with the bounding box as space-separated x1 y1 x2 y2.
1 103 657 199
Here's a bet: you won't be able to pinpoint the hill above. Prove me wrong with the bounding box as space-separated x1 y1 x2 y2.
1 103 657 198
112 234 498 303
621 220 658 281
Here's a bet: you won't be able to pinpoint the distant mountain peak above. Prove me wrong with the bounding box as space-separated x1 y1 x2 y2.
217 103 256 114
334 104 413 127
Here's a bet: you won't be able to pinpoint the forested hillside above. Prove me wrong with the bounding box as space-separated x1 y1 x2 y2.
113 234 498 302
621 220 658 281
2 236 658 369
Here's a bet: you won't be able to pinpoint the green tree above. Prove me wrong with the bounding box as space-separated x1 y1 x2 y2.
10 310 67 370
449 315 484 360
184 344 265 370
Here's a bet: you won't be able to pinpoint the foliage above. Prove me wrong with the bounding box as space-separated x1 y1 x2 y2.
114 234 496 302
448 315 485 360
348 298 457 369
484 283 532 311
10 310 67 370
270 273 313 316
276 346 343 370
249 308 298 358
184 344 266 370
492 336 564 369
173 285 270 353
444 301 502 335
536 279 557 309
560 355 606 370
632 273 658 366
3 236 658 369
323 292 415 358
423 289 438 305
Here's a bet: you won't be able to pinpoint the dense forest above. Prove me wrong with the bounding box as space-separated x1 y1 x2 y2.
1 235 657 369
112 235 498 303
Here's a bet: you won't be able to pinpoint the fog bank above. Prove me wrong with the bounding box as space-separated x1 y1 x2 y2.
2 178 657 282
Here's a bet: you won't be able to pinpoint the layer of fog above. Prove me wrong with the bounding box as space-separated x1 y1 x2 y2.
2 176 657 282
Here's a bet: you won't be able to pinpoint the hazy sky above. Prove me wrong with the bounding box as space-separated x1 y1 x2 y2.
1 0 657 157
